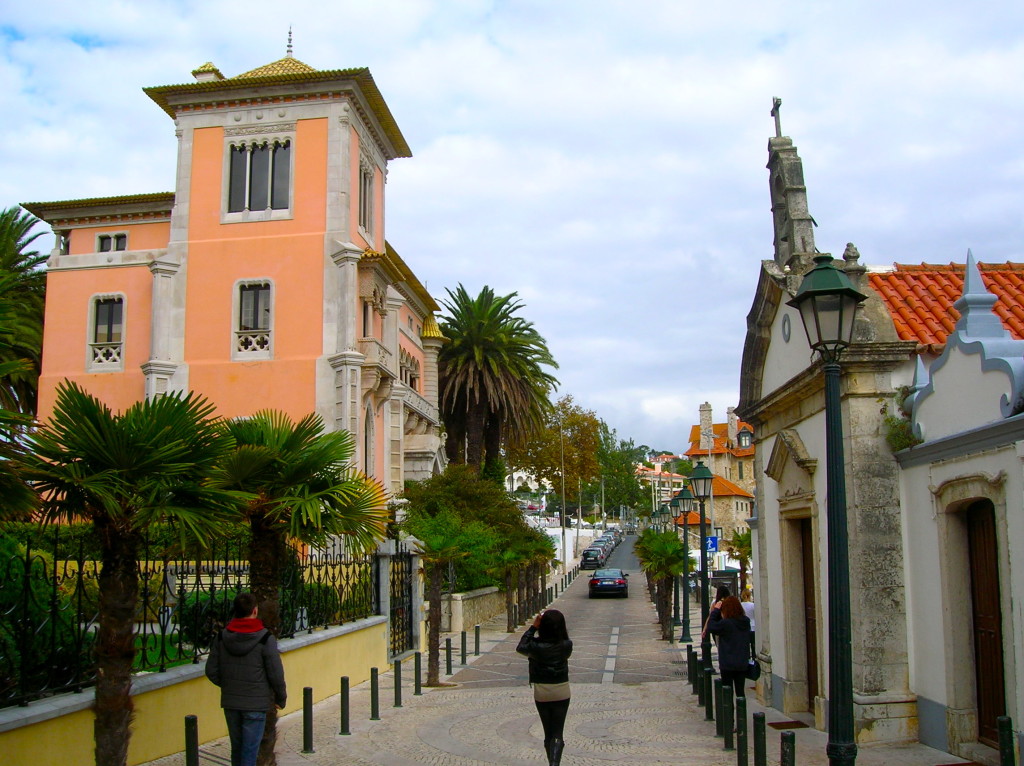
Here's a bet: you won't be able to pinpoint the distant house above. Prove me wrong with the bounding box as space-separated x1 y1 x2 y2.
24 49 446 492
737 122 1023 760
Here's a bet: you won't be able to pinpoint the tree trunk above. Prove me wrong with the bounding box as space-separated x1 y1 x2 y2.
426 564 443 685
517 569 527 624
505 570 515 632
483 413 502 471
658 577 672 640
93 519 140 766
248 511 284 766
465 398 488 469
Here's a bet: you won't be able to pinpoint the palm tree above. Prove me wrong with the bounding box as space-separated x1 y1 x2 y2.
211 410 388 764
438 285 558 472
19 382 238 766
0 206 47 416
635 529 688 641
721 528 752 595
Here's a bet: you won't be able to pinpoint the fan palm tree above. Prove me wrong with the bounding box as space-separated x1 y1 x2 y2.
19 382 239 766
721 528 752 595
635 529 688 640
438 285 558 472
211 410 388 764
0 206 47 416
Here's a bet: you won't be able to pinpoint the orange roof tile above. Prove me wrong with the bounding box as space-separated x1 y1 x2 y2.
673 511 702 526
868 262 1024 346
711 476 753 498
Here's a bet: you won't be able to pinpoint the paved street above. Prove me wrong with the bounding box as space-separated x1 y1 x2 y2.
145 537 968 766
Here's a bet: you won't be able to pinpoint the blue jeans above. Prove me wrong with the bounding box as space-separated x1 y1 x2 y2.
224 709 267 766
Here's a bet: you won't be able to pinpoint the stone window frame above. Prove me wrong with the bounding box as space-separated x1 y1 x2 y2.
357 154 375 246
87 293 126 373
96 232 128 253
231 278 274 361
221 122 296 224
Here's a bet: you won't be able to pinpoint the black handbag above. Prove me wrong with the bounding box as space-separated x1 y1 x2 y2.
746 658 761 681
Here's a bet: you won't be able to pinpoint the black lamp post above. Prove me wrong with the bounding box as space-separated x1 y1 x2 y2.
688 461 714 664
787 253 868 766
671 486 695 641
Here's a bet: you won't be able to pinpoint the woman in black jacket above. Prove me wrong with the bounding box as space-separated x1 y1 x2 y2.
708 595 752 699
517 609 573 766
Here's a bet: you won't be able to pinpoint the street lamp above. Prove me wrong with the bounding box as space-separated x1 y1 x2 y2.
671 486 695 642
787 253 868 766
688 460 714 665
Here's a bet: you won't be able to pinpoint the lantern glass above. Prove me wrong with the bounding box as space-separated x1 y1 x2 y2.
689 462 713 499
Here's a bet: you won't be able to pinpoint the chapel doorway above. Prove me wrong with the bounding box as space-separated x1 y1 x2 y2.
966 499 1005 747
799 517 819 709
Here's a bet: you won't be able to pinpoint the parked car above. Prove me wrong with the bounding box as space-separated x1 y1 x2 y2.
588 568 629 598
580 548 605 569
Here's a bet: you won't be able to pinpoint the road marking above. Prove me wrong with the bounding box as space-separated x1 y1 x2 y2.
602 627 619 683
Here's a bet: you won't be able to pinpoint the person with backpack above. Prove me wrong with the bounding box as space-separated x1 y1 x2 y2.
206 592 287 766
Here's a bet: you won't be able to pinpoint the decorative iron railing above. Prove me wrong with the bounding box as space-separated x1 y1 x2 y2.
0 527 379 709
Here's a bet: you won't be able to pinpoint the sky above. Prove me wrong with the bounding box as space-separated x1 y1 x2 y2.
3 1 1023 452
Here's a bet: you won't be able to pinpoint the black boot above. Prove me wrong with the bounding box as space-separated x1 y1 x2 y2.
549 738 564 766
544 738 551 762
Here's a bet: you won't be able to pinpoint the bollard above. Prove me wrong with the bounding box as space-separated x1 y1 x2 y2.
340 676 350 734
704 664 715 721
302 686 314 753
474 625 480 656
414 652 422 695
695 660 704 703
461 630 467 665
445 638 452 675
753 712 766 766
714 678 724 736
394 659 402 708
736 696 748 766
184 715 199 766
370 667 380 720
780 730 796 766
723 689 734 751
997 716 1014 766
686 644 695 683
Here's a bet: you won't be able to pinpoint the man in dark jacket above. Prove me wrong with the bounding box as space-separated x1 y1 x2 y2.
206 592 287 766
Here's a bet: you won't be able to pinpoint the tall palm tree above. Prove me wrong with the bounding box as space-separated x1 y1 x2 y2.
0 206 47 415
19 382 238 766
438 285 558 471
721 528 752 595
211 410 389 765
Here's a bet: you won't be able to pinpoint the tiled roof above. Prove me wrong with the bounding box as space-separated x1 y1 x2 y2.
712 476 753 498
684 421 754 458
673 511 702 526
868 262 1024 347
236 56 318 78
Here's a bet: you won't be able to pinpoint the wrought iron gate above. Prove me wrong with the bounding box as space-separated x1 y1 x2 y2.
389 544 414 657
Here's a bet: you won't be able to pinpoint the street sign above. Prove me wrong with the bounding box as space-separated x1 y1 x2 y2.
706 536 718 553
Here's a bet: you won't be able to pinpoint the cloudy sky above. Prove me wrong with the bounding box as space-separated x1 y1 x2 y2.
3 1 1023 451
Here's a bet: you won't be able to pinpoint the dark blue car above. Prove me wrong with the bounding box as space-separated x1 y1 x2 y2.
588 568 629 598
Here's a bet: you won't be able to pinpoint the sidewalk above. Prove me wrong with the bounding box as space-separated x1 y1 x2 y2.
144 591 966 766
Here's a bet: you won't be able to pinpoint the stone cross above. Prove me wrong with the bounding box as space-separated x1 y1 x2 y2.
771 97 782 138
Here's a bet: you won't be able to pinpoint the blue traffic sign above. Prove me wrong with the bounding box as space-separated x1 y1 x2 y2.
706 536 718 553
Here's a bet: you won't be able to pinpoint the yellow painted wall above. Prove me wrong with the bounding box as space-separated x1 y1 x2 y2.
0 620 395 766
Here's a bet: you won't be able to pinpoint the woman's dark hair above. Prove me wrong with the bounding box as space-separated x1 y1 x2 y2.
538 609 570 642
720 595 744 620
715 585 731 601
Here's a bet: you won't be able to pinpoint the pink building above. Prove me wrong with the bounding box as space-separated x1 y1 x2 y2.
24 50 446 492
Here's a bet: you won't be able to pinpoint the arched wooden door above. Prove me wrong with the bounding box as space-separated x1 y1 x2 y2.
966 500 1005 747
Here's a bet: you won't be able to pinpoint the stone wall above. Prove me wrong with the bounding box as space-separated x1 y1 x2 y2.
432 586 506 633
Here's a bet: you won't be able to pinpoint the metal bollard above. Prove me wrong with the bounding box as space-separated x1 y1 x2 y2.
474 625 480 656
695 660 704 703
753 712 766 766
997 716 1014 766
461 630 467 665
445 638 452 675
714 678 724 736
414 652 422 695
780 730 796 766
340 676 350 734
184 715 199 766
302 686 314 753
736 696 748 766
686 644 695 682
370 667 380 720
723 689 734 750
393 659 402 708
704 664 714 721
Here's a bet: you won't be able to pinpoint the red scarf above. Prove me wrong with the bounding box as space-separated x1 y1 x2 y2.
226 617 265 633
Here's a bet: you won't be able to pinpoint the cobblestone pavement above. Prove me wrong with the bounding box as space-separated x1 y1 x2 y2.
144 542 968 766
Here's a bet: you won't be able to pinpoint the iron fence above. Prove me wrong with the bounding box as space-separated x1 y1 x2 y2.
0 526 379 709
